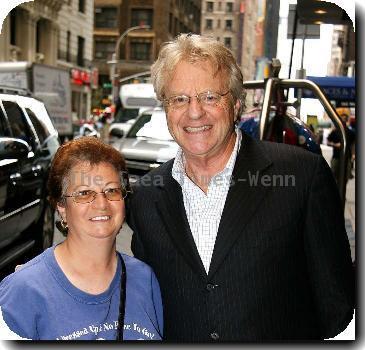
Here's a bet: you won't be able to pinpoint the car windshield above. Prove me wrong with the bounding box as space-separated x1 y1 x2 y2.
127 111 174 141
114 108 140 123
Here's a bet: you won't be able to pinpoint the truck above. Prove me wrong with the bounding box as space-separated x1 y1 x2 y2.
0 62 72 137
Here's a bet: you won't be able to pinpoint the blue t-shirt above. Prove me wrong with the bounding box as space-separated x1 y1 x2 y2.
0 246 163 340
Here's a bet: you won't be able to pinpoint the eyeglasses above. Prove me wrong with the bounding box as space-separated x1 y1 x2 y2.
163 90 230 110
63 187 129 204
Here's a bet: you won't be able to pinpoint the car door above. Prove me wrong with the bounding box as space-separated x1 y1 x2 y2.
0 103 22 248
2 100 43 234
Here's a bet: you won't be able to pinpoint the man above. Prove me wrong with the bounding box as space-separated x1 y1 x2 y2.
327 113 355 184
127 34 354 341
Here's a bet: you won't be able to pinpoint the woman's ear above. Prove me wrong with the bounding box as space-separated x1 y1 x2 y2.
57 203 66 222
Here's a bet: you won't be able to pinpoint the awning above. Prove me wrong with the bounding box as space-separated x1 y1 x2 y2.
300 76 356 103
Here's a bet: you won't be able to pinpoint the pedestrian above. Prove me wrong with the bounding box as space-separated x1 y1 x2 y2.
0 137 163 340
327 113 355 184
127 34 354 341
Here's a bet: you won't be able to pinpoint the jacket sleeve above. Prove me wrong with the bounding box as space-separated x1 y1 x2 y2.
303 155 354 338
126 190 146 261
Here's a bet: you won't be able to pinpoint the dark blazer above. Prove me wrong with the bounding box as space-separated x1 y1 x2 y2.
127 134 354 342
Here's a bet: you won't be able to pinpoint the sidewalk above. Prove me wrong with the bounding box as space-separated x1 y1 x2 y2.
345 173 355 261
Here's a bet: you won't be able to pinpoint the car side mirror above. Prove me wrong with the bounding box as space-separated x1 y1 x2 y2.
0 138 31 159
110 128 124 138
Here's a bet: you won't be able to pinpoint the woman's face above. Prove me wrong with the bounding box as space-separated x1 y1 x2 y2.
57 161 125 242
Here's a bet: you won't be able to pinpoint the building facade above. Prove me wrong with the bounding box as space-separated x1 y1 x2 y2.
201 0 240 62
93 0 201 107
0 0 95 125
327 24 355 77
57 0 95 122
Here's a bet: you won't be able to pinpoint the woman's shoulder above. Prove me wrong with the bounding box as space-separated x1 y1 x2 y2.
118 252 154 276
0 248 51 293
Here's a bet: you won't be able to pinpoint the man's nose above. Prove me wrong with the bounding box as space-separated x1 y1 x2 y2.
188 96 204 120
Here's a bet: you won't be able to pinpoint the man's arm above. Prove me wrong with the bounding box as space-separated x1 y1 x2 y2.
126 193 146 260
303 155 354 338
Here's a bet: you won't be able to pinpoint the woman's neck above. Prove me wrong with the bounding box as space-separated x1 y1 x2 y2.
54 237 118 294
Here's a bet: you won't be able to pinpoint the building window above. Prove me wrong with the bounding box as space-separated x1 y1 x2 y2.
66 31 71 62
95 40 115 60
225 19 233 30
10 9 17 46
224 37 232 48
77 36 85 66
95 7 118 28
206 1 213 12
78 0 85 13
217 19 221 28
131 9 153 28
169 13 173 34
205 19 213 29
226 2 233 13
218 2 222 11
130 41 151 61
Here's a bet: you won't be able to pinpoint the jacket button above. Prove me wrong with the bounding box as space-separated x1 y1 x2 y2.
206 283 215 291
210 332 219 340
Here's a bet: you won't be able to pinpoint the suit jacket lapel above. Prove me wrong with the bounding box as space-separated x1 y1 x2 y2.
154 171 207 279
208 134 273 278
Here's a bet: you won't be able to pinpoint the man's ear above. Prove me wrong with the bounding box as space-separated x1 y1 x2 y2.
234 100 241 120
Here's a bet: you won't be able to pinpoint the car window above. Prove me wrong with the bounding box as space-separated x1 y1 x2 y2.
114 108 140 123
136 111 173 141
127 113 152 138
2 100 35 149
25 107 50 145
0 106 8 137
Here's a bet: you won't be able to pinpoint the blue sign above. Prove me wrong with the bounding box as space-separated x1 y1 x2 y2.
299 76 355 102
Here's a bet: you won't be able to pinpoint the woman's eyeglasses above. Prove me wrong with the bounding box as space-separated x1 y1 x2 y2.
63 187 129 204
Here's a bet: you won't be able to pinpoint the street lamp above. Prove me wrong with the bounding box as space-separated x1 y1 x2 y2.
108 25 151 106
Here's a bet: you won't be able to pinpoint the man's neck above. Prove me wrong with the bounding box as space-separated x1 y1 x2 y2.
184 132 237 193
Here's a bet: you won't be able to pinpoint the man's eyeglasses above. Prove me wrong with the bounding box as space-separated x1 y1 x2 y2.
163 90 230 110
63 187 129 204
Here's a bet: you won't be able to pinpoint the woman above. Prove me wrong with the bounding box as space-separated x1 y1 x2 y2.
0 137 163 340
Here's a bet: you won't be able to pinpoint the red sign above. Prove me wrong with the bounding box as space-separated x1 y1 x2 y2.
71 68 91 86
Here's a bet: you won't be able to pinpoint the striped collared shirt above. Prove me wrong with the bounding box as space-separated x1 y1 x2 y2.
171 129 242 273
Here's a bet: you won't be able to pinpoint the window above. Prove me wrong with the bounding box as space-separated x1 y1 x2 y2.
130 41 151 61
95 7 118 28
94 40 115 60
77 36 85 67
78 0 85 13
217 19 221 28
10 9 17 46
131 9 153 28
218 2 222 11
225 19 233 30
25 108 49 145
66 31 71 62
3 101 35 149
224 37 232 48
205 19 213 29
226 2 233 13
206 1 213 12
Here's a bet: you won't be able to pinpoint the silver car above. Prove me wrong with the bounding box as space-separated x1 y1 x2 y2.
112 108 178 176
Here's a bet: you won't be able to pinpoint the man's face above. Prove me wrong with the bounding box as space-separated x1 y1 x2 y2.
164 60 239 161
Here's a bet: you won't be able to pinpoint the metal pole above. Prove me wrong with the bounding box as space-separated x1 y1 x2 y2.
108 25 150 107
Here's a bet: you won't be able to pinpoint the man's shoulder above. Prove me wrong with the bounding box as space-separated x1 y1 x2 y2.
247 135 321 164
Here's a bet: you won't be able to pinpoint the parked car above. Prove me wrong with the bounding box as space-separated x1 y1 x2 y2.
112 108 178 178
0 86 60 270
